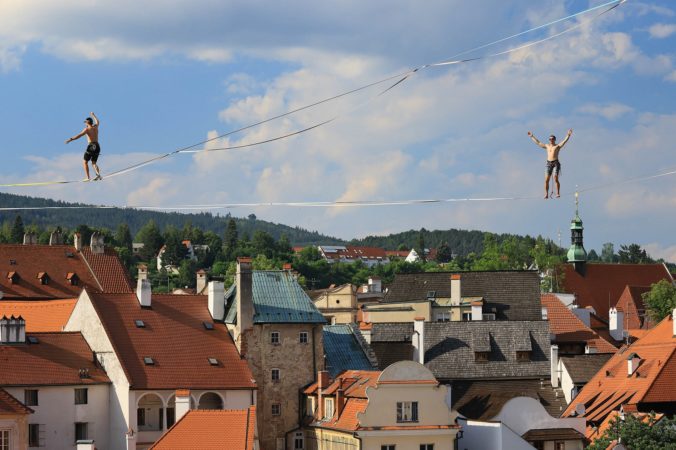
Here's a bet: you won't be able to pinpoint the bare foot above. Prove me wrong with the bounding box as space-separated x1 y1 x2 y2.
556 193 560 198
544 194 549 199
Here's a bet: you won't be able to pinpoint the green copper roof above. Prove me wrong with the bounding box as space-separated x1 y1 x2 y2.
251 271 326 324
567 245 587 262
323 325 374 377
570 215 583 229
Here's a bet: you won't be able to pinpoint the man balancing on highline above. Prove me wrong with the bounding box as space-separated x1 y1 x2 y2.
65 112 102 182
527 128 573 199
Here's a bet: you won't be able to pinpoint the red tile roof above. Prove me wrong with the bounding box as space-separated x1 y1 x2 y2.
541 294 617 353
320 246 389 261
563 313 676 430
615 285 652 330
562 264 672 321
80 247 134 293
151 407 256 450
0 331 110 386
86 290 255 390
0 388 33 415
0 299 77 331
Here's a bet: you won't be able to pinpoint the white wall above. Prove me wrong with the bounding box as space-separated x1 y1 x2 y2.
5 385 109 450
559 361 577 404
456 419 534 450
492 397 585 436
65 290 132 450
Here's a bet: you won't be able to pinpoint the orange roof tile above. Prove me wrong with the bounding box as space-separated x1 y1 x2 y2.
0 388 33 415
87 290 255 390
151 407 256 450
563 314 676 429
0 299 77 331
615 285 652 330
80 247 134 293
542 294 617 353
562 264 672 321
0 331 110 386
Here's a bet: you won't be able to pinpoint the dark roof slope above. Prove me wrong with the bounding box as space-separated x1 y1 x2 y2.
323 325 376 377
0 331 109 386
0 388 33 414
88 291 255 390
424 321 551 380
384 271 542 321
452 379 567 420
560 354 613 384
80 247 134 293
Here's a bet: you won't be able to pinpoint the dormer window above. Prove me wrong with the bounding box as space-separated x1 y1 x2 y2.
7 271 19 284
475 351 489 363
324 397 334 419
516 351 531 362
66 272 79 286
37 272 49 285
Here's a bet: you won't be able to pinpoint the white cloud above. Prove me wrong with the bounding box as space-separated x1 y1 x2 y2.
666 70 676 83
642 243 676 264
577 102 633 120
649 23 676 38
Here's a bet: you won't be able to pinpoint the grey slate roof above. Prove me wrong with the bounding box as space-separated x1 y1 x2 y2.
224 271 326 324
452 379 567 420
323 325 377 377
368 320 551 380
560 354 613 384
384 271 543 321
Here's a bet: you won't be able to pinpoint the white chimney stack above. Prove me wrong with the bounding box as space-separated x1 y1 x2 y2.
74 233 82 252
137 279 151 307
137 264 148 282
413 317 426 365
551 344 559 388
471 302 483 321
208 281 225 321
196 270 207 294
49 230 64 246
22 232 37 245
450 274 461 306
174 390 191 422
90 232 105 254
609 307 625 341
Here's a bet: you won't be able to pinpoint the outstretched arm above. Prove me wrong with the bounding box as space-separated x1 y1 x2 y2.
559 129 573 148
527 131 546 149
65 128 87 144
90 112 99 127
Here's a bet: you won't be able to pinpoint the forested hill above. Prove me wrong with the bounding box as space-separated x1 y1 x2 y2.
0 192 344 246
351 228 536 256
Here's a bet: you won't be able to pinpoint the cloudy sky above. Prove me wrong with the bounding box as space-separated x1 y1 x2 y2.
0 0 675 260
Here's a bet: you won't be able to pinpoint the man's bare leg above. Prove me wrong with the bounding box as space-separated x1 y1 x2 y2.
554 175 560 198
92 162 102 180
544 174 551 199
82 161 91 181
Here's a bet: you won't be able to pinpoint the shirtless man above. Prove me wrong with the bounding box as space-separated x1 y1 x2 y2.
527 129 572 199
65 112 102 181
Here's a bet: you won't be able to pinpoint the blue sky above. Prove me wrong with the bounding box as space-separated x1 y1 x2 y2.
0 0 675 261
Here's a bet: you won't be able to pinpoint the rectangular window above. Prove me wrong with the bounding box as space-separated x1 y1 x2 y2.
28 424 42 447
74 388 88 405
271 368 280 382
299 331 309 344
74 423 88 441
420 445 434 450
462 312 472 321
324 398 335 419
271 403 281 416
554 442 565 450
0 430 8 450
166 408 176 428
271 331 280 345
294 432 304 449
396 401 418 423
436 312 450 322
475 351 489 362
516 351 531 362
24 390 38 406
137 408 146 426
306 396 316 417
381 446 395 450
159 408 164 431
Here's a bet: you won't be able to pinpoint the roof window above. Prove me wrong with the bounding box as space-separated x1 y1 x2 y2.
143 357 154 365
27 336 39 344
208 357 219 366
203 321 214 330
135 320 145 328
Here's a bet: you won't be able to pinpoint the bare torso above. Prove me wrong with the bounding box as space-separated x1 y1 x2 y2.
544 143 563 161
83 125 99 143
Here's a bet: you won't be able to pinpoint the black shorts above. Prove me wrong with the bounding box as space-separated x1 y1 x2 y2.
84 142 100 163
546 159 561 176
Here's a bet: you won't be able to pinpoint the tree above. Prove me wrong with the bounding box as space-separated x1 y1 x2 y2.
277 234 293 260
417 230 426 263
177 259 198 288
642 280 676 323
601 242 616 263
618 243 653 264
10 215 24 243
161 226 187 267
586 413 676 450
135 220 163 262
115 223 133 251
436 241 453 263
223 219 238 260
587 249 600 261
248 214 257 221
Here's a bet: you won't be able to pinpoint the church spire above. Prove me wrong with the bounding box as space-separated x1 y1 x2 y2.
567 191 587 274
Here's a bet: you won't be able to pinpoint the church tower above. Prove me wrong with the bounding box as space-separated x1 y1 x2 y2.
567 192 587 275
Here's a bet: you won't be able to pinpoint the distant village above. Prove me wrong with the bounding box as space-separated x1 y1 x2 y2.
0 205 675 450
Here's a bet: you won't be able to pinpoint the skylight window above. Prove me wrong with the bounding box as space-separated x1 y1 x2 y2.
135 320 145 328
208 357 218 366
203 321 214 330
143 357 154 365
27 336 39 344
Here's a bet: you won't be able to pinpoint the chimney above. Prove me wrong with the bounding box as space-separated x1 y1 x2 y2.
136 279 151 307
137 264 148 282
74 233 82 251
609 307 625 341
49 230 64 246
175 389 191 422
0 315 26 344
450 274 461 306
76 440 95 450
208 281 225 321
236 257 253 334
627 353 641 376
471 301 483 321
541 307 548 320
551 344 559 388
336 388 345 418
282 263 292 271
413 317 425 364
22 232 37 245
196 270 207 294
317 370 330 419
90 232 105 255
